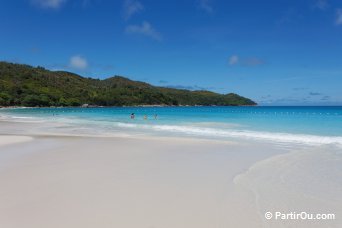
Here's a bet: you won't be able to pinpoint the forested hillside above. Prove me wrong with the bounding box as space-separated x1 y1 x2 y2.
0 62 256 107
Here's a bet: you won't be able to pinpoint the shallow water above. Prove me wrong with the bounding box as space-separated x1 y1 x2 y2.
1 106 342 146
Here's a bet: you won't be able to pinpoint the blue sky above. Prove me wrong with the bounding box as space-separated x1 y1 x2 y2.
1 0 342 105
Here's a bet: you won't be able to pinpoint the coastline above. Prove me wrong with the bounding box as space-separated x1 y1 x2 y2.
0 120 341 227
0 103 258 109
1 110 342 148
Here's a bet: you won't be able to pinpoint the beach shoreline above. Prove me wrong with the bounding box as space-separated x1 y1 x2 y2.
0 119 341 227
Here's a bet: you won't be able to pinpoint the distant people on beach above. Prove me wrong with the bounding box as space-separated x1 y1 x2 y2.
130 113 158 120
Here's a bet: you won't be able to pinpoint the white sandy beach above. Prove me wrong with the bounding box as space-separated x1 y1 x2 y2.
0 135 32 147
0 120 341 228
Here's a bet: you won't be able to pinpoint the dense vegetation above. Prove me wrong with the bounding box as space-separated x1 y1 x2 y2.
0 62 256 107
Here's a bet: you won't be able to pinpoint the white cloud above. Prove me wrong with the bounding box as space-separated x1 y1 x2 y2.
31 0 67 9
199 0 213 13
125 21 162 41
69 55 88 70
228 55 265 66
228 55 239 65
122 0 144 20
336 9 342 25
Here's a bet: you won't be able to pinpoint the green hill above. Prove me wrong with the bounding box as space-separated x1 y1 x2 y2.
0 62 256 107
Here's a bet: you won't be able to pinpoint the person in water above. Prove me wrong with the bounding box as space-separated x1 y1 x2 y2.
154 114 158 119
130 113 135 119
143 115 147 120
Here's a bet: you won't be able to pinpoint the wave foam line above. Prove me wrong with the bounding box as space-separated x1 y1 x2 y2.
116 123 342 146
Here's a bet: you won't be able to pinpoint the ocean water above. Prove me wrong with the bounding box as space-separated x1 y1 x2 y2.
1 106 342 146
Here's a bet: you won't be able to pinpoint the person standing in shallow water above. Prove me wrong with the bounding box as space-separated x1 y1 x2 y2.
154 114 158 119
143 115 147 120
130 113 135 119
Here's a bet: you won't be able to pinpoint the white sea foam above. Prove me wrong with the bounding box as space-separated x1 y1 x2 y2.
0 114 43 123
116 122 138 128
0 114 32 119
2 113 342 146
10 116 34 119
117 122 342 146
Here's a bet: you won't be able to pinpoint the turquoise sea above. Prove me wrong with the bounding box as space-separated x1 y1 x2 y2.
1 106 342 146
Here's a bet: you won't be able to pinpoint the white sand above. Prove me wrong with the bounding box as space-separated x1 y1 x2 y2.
234 145 342 228
0 120 341 228
0 135 33 146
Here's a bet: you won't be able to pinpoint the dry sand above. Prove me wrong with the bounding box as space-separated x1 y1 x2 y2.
0 121 341 228
0 135 32 146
